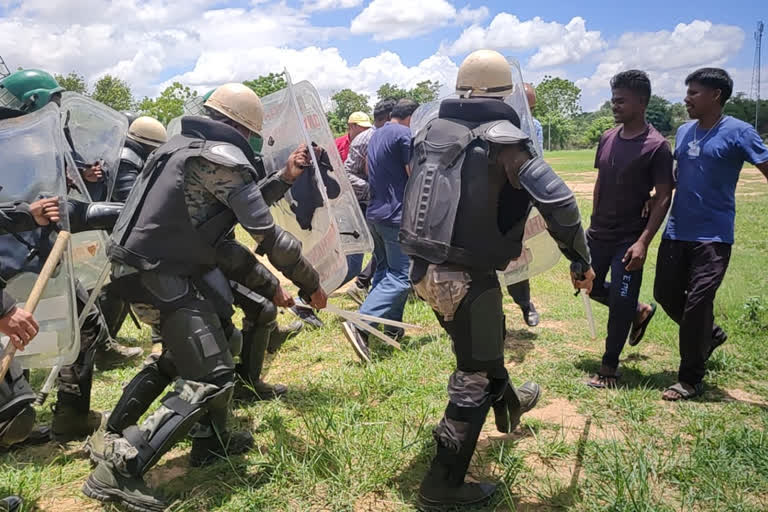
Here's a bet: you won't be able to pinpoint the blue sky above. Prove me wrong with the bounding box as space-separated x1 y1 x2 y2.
0 0 764 110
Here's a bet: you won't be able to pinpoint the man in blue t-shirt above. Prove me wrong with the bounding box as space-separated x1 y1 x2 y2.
654 68 768 401
342 99 419 363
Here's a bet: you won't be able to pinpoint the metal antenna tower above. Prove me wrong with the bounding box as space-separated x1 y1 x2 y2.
751 21 764 129
0 55 10 79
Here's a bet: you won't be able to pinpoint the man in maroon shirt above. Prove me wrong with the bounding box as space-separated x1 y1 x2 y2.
335 111 372 161
587 70 674 388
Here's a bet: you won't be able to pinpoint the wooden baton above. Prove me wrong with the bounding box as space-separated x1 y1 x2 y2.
0 230 71 381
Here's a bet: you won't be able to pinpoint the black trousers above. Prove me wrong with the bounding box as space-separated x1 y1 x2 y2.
506 279 531 308
588 238 644 369
653 239 731 386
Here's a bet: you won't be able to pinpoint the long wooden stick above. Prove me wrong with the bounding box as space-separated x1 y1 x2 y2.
0 230 71 381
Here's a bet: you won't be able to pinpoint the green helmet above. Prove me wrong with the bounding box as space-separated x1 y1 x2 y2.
0 69 65 112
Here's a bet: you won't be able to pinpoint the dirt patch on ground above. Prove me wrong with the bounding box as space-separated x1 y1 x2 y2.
721 388 768 407
38 494 100 512
569 183 594 197
527 399 622 442
353 492 403 511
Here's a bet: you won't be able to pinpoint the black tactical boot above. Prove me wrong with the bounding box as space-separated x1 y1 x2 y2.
521 302 540 327
235 323 287 401
51 404 103 442
0 495 22 512
492 381 540 434
418 444 497 509
82 461 167 512
94 339 144 371
190 431 254 467
267 320 303 354
0 406 36 450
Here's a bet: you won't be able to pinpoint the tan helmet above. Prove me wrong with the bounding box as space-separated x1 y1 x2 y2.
204 83 264 135
127 116 167 148
455 49 514 98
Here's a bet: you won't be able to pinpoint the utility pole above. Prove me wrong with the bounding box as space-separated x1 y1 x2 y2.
751 21 764 130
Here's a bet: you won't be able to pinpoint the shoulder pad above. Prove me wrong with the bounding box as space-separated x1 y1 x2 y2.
480 121 530 145
518 158 573 204
120 146 144 169
202 142 250 168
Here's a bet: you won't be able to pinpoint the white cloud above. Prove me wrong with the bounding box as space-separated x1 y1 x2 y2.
350 0 487 41
302 0 362 12
169 47 459 106
0 1 345 97
576 20 746 108
444 14 605 68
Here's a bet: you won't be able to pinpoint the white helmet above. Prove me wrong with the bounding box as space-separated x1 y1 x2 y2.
204 83 264 135
455 49 514 99
127 116 167 148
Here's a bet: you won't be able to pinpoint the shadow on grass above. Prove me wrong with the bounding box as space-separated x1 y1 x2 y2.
574 357 678 390
505 328 538 364
699 387 768 411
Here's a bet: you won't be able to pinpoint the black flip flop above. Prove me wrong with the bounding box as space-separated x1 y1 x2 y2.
586 373 620 389
629 303 657 346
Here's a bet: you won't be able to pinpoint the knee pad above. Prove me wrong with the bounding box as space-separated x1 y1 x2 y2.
121 382 233 476
107 361 174 433
161 307 235 381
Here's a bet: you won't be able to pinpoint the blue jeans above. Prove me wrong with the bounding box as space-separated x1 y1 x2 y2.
359 221 411 322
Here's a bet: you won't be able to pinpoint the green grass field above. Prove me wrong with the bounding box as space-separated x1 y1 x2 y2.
3 149 768 511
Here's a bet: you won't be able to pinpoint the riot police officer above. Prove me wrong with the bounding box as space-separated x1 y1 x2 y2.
81 83 327 511
400 50 595 508
0 69 117 442
96 116 167 354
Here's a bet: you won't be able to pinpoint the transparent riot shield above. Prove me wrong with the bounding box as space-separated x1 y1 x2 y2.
60 92 128 201
259 74 349 292
0 103 80 368
166 116 182 138
409 59 560 283
59 92 125 290
497 208 560 286
287 80 373 256
504 58 543 157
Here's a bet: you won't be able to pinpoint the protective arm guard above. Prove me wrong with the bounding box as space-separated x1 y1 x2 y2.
215 239 280 301
66 200 124 233
518 158 591 267
0 201 37 234
228 181 275 241
256 226 320 296
259 171 294 206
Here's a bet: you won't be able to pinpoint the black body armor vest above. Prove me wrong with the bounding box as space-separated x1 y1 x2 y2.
399 98 532 271
107 117 259 276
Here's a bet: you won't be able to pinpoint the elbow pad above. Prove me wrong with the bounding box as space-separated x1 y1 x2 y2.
259 226 320 294
228 181 275 239
85 202 124 231
519 158 591 266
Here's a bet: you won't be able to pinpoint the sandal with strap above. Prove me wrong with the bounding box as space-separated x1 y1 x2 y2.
587 373 620 389
662 382 703 401
629 303 657 346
